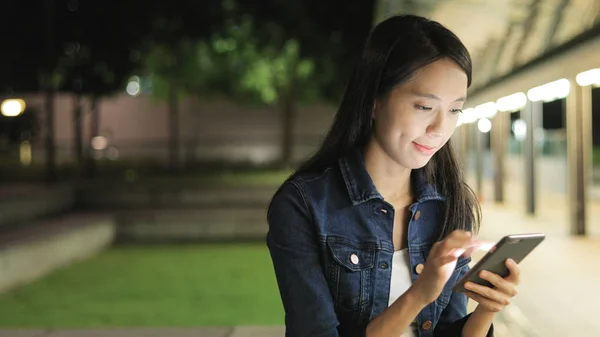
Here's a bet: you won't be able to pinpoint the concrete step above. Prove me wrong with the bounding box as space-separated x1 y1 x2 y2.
115 208 267 243
0 213 116 294
77 186 278 209
0 185 75 230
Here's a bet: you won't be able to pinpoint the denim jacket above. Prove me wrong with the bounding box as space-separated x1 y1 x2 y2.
266 149 493 337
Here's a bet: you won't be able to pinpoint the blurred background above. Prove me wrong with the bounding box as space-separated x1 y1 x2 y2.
1 0 599 336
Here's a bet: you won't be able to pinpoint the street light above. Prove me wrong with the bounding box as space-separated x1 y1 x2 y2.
475 102 497 119
1 99 26 117
496 92 527 112
527 79 570 102
576 68 600 87
457 108 478 126
477 118 492 133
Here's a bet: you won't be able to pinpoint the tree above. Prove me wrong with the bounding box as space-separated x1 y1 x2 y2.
196 0 375 167
142 40 202 171
135 0 226 171
183 12 318 168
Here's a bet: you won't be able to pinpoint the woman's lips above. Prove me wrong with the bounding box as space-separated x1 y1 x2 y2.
412 142 437 155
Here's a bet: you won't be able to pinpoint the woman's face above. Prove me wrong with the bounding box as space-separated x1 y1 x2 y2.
372 58 468 169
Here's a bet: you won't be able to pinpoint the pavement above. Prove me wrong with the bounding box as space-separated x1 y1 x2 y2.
1 178 599 336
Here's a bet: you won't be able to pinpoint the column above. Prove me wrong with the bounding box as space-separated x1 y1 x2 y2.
475 123 484 200
492 111 509 203
523 100 541 214
565 82 592 235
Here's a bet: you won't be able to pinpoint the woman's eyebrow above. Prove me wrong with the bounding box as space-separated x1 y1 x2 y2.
413 92 466 102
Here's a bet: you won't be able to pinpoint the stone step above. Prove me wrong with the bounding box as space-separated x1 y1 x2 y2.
0 185 75 230
115 208 267 243
77 186 278 209
0 213 116 294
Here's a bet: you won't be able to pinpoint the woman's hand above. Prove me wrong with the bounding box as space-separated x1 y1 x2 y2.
410 230 481 306
464 258 520 312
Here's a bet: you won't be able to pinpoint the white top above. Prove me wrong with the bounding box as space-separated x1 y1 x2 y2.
388 249 418 337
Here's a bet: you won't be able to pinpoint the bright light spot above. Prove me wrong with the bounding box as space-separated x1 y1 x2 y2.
576 68 600 87
126 76 141 96
512 119 527 141
126 81 141 96
107 147 119 160
126 82 140 96
457 112 465 126
527 79 570 102
91 136 108 150
496 92 527 112
477 118 492 133
20 141 32 166
461 108 479 124
1 99 26 117
475 102 497 119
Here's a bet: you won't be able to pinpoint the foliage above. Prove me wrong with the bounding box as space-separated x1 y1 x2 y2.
143 14 318 106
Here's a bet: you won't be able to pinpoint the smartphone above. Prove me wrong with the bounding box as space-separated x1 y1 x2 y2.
452 233 545 293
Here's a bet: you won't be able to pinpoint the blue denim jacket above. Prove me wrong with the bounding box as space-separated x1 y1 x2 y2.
266 149 492 337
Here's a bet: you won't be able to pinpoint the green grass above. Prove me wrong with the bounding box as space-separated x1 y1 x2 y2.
0 243 284 327
1 158 292 188
125 169 292 187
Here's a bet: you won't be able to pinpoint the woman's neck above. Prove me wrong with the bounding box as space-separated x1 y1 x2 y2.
363 141 413 205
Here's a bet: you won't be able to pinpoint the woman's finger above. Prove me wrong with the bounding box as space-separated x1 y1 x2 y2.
464 282 511 305
479 270 518 297
505 259 521 284
465 291 504 312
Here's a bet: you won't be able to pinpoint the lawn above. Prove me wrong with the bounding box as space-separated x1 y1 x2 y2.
0 243 284 327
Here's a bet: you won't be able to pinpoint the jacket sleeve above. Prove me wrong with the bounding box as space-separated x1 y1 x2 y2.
266 181 340 337
434 264 494 337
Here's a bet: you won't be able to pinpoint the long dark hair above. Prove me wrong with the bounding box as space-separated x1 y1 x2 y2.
281 15 481 237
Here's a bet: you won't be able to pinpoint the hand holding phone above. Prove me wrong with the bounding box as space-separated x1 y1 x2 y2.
452 233 545 293
451 233 544 313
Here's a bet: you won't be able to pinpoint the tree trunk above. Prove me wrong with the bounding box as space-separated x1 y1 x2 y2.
281 92 296 168
44 86 57 183
85 96 100 178
73 94 83 165
168 86 179 172
43 0 57 183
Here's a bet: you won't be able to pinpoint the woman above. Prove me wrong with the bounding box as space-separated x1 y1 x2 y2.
266 15 519 337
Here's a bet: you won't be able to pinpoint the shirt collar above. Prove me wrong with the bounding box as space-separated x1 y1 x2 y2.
338 148 444 205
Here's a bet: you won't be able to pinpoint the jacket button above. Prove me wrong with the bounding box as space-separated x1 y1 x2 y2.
379 262 389 269
421 320 433 330
415 263 424 274
414 210 421 221
380 208 388 214
350 254 359 265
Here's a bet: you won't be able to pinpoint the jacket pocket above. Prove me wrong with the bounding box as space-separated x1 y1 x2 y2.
325 236 378 312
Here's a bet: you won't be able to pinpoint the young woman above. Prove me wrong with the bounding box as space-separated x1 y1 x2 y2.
266 15 520 337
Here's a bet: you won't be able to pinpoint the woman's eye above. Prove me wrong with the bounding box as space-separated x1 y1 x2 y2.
415 105 432 111
450 108 463 114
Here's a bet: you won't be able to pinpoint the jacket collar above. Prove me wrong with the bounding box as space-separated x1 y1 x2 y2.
339 148 444 205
